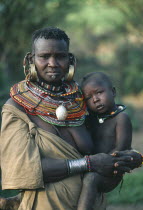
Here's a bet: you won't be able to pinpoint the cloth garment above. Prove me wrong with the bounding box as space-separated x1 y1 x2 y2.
0 104 106 210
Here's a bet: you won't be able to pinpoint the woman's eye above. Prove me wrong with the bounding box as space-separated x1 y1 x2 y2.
39 55 49 59
56 54 68 59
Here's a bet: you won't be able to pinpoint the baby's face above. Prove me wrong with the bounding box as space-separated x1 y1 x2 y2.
82 80 116 115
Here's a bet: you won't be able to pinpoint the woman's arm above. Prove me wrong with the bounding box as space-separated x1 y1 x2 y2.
42 153 133 183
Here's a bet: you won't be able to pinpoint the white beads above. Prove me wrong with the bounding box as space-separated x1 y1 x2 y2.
118 105 123 110
99 118 104 123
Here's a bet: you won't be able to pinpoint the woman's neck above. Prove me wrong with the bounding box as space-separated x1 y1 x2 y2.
37 78 64 93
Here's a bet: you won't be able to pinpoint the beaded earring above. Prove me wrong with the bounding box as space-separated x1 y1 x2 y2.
65 53 76 81
23 52 38 82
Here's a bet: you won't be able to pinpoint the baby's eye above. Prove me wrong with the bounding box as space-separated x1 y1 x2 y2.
97 91 103 94
84 96 92 101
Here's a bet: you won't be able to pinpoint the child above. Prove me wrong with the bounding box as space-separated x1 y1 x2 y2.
77 72 132 210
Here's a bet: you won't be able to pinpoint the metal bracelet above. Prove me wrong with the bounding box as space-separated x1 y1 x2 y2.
67 157 88 175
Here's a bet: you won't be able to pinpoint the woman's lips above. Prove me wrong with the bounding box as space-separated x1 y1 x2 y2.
46 72 61 79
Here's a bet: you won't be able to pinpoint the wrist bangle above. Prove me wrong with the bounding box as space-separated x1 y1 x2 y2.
66 157 88 175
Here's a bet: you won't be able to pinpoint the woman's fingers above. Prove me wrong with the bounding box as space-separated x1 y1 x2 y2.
112 150 142 169
112 156 133 164
114 163 131 173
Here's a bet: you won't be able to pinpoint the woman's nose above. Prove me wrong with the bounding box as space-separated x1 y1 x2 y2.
48 56 58 67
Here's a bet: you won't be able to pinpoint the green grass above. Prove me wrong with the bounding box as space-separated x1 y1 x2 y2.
107 168 143 204
0 188 19 198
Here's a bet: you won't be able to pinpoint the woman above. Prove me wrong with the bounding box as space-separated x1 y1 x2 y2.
0 27 142 210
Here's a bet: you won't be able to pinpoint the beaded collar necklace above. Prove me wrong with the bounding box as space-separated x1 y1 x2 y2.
39 81 63 92
97 104 126 123
10 80 86 126
34 80 79 97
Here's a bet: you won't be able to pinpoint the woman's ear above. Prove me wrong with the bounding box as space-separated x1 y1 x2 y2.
112 87 116 97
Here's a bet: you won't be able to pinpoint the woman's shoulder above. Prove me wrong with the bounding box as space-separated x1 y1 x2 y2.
5 98 25 113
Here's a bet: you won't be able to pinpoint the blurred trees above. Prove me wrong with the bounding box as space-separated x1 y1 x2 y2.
0 0 143 103
62 0 143 95
0 0 80 89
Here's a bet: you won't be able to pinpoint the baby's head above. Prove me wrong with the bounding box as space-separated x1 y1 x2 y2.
81 72 116 114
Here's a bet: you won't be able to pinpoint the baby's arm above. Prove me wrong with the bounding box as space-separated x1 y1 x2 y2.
111 112 132 153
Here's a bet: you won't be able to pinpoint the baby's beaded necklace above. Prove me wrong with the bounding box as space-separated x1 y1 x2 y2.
97 104 126 123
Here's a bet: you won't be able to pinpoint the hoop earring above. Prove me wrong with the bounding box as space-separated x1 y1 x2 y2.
65 54 76 81
29 64 38 82
23 52 38 82
23 52 31 78
65 65 75 81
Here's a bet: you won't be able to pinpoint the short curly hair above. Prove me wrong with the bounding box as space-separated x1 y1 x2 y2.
32 27 70 50
81 72 113 89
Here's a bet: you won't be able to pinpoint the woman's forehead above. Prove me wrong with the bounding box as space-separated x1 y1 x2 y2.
33 38 69 53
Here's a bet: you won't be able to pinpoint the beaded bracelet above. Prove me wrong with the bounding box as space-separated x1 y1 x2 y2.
85 155 91 172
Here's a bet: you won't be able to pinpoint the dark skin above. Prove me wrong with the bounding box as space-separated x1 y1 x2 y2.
77 77 132 210
2 38 142 210
88 112 132 154
82 79 132 154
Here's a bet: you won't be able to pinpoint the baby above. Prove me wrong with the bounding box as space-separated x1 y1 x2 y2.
77 72 132 210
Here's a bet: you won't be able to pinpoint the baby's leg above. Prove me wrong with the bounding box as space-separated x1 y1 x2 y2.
98 174 123 193
77 172 102 210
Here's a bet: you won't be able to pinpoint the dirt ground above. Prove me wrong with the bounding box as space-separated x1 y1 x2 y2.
107 204 143 210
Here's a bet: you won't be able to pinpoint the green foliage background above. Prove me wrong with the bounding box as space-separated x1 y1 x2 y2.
0 0 143 205
1 0 143 125
1 0 143 96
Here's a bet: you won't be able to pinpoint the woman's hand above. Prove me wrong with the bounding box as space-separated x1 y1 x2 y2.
89 153 132 177
112 150 143 170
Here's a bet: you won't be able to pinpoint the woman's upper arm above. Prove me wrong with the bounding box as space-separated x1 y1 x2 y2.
0 107 44 190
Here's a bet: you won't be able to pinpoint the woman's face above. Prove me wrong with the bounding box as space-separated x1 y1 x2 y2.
33 38 69 84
